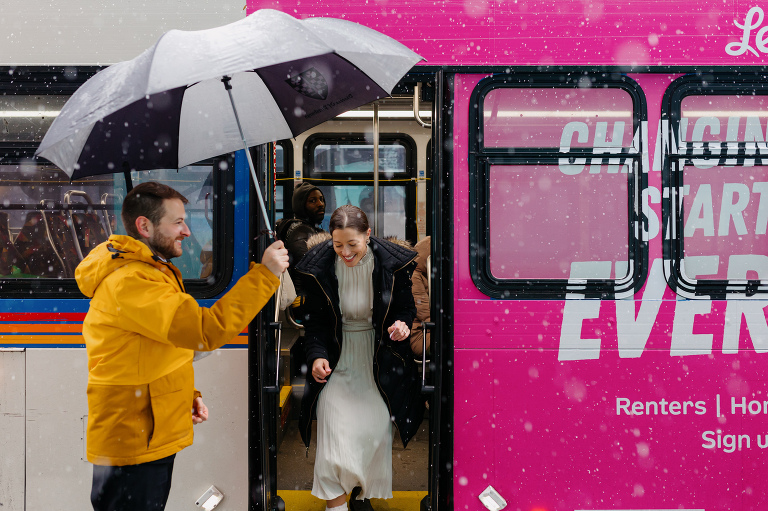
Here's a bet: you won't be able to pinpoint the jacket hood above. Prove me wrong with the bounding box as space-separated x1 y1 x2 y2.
292 182 322 222
75 235 167 297
300 232 414 278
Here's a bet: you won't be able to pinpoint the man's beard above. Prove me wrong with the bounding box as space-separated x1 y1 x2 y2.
309 210 325 225
149 231 182 260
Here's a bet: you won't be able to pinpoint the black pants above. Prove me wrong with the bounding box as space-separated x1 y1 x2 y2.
91 454 176 511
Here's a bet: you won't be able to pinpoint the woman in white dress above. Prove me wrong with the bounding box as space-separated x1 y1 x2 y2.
295 205 424 511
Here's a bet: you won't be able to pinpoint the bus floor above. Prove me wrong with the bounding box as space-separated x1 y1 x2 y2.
277 418 429 510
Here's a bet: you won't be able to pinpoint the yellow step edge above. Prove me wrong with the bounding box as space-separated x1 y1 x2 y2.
277 490 427 511
279 385 292 408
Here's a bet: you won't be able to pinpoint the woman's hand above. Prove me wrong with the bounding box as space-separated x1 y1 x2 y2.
387 320 411 341
312 358 332 382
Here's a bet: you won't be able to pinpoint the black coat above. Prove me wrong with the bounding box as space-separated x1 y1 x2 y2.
294 235 424 448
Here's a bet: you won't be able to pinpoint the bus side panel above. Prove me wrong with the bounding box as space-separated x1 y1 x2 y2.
453 73 768 510
21 348 249 511
0 349 25 510
247 0 768 68
25 349 90 509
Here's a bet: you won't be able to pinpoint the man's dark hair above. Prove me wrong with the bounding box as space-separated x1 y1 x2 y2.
121 182 189 239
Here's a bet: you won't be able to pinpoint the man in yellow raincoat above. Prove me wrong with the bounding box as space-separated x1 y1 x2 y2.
75 181 289 511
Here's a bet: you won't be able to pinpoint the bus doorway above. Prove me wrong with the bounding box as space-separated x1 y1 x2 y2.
249 76 442 511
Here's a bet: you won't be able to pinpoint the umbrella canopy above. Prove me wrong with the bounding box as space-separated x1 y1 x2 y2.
35 9 423 180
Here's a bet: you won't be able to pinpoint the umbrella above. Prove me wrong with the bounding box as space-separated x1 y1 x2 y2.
35 9 423 233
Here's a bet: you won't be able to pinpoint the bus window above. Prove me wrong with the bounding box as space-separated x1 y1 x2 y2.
0 95 69 143
0 72 238 296
0 88 234 297
126 167 217 280
0 164 226 285
469 73 647 298
273 141 293 222
488 163 630 280
302 134 417 240
665 75 768 296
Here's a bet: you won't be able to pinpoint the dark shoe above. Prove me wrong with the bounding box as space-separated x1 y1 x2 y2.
349 487 374 511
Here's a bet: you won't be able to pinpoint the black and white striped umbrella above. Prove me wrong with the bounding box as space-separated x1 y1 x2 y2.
35 9 422 232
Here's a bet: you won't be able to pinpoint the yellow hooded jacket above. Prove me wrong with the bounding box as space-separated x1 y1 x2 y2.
75 235 279 466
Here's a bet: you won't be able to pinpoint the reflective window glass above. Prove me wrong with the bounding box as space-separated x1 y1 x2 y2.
681 163 768 281
469 74 645 298
312 144 407 173
0 95 69 143
0 164 215 280
483 88 635 149
488 163 630 279
315 184 406 239
680 95 768 144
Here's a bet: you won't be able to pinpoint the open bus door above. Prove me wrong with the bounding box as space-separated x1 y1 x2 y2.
247 74 449 510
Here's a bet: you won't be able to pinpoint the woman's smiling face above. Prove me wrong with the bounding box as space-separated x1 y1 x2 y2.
332 227 371 267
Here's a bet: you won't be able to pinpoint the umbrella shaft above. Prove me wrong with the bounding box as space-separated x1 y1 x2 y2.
222 76 273 236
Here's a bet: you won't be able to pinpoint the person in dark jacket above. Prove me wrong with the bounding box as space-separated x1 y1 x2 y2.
280 182 326 270
277 182 326 316
409 236 431 357
294 205 422 511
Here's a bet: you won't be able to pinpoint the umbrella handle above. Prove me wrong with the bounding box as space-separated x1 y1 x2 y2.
221 76 275 239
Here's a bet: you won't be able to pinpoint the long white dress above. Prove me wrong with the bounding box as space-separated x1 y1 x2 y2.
311 249 393 501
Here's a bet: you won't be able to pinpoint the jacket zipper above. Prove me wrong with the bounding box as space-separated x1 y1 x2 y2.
159 260 185 293
295 268 340 453
374 255 417 437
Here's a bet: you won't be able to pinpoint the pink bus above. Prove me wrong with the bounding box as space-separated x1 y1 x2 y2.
246 1 768 510
2 1 768 510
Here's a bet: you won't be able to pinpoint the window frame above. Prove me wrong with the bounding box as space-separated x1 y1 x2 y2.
663 73 768 298
0 66 235 299
468 73 648 299
302 132 418 241
272 140 294 222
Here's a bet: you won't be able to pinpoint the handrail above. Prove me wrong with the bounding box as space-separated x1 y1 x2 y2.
100 193 121 236
413 83 432 129
38 200 69 272
63 190 97 260
64 190 95 206
284 307 304 330
422 253 434 393
373 102 380 236
265 273 285 394
204 192 213 228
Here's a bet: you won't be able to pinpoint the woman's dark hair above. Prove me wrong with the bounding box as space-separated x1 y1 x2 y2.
121 182 189 239
329 204 369 234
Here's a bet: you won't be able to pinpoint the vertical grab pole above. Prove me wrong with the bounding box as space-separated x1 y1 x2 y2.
373 102 380 236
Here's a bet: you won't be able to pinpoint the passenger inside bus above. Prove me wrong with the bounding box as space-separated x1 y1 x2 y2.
279 183 327 280
277 182 327 318
0 211 29 276
410 235 431 357
14 210 81 278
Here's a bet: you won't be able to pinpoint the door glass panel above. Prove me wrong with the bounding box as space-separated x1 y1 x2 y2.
312 144 407 173
315 184 407 239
